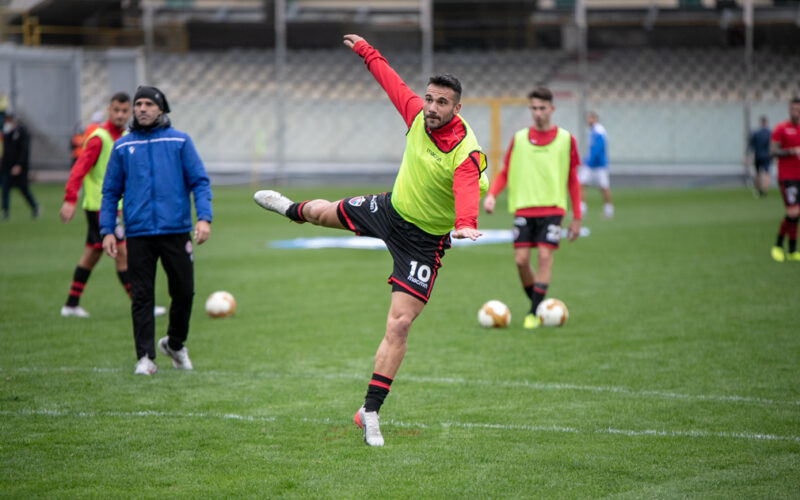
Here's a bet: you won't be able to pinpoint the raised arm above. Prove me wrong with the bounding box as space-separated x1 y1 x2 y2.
343 34 423 128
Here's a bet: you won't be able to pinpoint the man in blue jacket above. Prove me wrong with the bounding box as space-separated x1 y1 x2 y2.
100 86 212 375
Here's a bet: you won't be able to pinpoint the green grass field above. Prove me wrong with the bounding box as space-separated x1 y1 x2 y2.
1 183 798 499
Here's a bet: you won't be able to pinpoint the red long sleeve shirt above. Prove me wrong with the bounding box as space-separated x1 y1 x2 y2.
488 126 582 220
64 120 126 204
353 40 482 230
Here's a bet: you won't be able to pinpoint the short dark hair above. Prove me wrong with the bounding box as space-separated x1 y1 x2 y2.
110 92 130 104
792 97 800 105
428 74 462 101
528 86 553 102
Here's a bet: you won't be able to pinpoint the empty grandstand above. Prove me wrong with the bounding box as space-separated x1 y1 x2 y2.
0 0 798 182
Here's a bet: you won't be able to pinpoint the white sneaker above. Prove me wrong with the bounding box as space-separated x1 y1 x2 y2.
603 203 614 219
253 190 293 216
157 336 193 370
61 305 90 318
154 305 167 317
134 356 157 375
354 406 384 446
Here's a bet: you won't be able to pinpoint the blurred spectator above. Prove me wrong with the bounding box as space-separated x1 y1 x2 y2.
578 111 614 218
70 110 105 165
2 113 39 220
748 115 772 198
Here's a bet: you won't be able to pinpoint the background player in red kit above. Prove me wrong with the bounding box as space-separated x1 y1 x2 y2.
59 92 166 317
769 97 800 262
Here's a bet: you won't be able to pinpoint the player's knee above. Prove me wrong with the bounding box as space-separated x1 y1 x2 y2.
514 254 529 269
787 206 800 218
538 253 554 269
386 312 414 338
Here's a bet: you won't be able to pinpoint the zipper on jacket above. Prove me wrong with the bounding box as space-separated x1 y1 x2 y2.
148 131 158 232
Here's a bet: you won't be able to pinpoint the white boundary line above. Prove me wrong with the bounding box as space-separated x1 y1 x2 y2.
2 408 798 444
4 365 799 408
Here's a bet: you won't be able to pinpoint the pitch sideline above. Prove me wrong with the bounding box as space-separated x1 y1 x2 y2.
2 407 798 444
4 365 799 408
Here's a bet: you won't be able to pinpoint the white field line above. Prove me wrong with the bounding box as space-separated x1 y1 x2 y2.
2 408 798 444
5 365 800 408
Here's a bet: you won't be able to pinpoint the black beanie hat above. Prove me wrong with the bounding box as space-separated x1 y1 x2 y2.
133 86 170 113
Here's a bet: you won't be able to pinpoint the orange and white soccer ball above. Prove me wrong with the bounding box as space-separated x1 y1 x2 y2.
477 300 511 328
536 298 568 327
205 291 236 318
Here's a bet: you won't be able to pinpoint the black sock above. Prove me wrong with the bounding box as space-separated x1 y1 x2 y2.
285 201 308 222
66 266 91 307
117 270 131 297
523 284 534 300
364 372 393 413
788 216 799 253
530 282 549 314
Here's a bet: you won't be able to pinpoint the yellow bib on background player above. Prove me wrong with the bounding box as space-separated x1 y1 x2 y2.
507 127 571 213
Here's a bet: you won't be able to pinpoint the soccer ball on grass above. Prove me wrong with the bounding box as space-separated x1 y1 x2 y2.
205 291 236 318
536 298 568 327
477 300 511 328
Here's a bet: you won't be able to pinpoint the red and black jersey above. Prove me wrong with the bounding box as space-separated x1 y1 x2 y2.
771 120 800 181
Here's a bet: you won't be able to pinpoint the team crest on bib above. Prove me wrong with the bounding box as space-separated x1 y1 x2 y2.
349 196 366 207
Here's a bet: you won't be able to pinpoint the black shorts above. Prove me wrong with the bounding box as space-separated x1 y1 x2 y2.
512 215 563 249
85 210 124 249
337 192 451 303
779 180 800 207
754 158 771 172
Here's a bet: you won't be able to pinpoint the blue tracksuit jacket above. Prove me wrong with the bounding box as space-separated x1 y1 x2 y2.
99 125 212 237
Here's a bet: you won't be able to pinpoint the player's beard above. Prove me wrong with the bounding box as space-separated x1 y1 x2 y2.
426 111 453 130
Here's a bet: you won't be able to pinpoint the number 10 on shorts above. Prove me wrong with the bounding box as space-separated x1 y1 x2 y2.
408 260 432 284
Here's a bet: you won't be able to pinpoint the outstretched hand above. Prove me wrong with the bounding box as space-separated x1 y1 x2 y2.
452 227 482 241
343 34 365 49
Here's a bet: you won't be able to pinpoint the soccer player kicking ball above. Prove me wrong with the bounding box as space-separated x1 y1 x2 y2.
483 87 582 329
769 97 800 262
254 33 489 446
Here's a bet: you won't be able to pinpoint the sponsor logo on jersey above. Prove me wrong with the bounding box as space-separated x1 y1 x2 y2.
425 147 442 163
349 196 366 207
